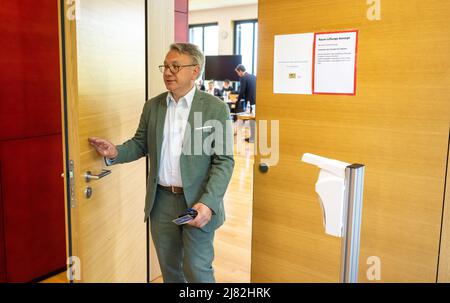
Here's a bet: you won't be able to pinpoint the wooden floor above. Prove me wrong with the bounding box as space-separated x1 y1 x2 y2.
41 271 68 283
213 138 254 283
42 124 254 283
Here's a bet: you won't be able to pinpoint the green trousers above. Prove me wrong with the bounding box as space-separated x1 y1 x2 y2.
150 188 216 283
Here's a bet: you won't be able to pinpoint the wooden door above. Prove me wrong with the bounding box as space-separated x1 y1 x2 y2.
59 0 147 282
252 0 450 282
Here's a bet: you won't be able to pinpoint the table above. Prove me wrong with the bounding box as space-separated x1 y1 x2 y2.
236 113 256 143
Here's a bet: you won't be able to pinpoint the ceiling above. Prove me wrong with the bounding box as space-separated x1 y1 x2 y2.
189 0 258 11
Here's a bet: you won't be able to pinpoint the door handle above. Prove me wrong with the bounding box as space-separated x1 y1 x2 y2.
85 169 111 182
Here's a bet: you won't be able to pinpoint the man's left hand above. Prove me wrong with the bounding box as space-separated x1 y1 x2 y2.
187 203 212 228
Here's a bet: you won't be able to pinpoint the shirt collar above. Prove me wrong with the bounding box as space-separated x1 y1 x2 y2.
166 85 196 108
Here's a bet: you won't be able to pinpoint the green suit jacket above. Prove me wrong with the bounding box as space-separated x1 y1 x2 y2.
112 89 235 232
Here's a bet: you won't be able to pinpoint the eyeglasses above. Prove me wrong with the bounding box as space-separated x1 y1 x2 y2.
158 64 198 74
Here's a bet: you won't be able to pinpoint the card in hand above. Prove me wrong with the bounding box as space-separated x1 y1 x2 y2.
172 208 198 225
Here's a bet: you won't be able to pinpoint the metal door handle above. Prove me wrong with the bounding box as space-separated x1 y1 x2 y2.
85 169 111 182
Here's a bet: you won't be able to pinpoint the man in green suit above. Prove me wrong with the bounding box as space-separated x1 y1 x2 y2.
88 43 234 283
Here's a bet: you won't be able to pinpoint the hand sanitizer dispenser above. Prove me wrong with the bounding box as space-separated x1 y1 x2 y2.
301 153 350 237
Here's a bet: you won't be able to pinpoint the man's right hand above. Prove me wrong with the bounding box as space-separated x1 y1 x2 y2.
88 137 118 159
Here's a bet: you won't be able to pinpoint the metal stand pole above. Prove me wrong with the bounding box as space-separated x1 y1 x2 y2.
340 164 365 283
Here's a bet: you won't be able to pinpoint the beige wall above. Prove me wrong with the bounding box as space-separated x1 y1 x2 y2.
147 0 174 281
189 4 257 55
148 0 174 98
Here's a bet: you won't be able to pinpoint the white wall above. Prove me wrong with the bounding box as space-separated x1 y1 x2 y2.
189 4 258 55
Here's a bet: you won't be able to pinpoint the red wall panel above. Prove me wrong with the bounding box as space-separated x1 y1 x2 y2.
0 0 65 282
0 135 66 282
0 0 62 141
175 0 188 13
0 168 5 282
175 11 189 43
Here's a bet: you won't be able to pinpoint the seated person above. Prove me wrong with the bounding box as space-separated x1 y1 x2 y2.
206 80 222 97
221 79 235 96
196 79 205 91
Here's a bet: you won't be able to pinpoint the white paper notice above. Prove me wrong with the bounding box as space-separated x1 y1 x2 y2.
313 31 358 95
274 33 314 94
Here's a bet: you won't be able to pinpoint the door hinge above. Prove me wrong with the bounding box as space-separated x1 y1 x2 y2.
69 160 76 208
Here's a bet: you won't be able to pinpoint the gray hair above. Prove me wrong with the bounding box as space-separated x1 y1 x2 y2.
170 43 204 79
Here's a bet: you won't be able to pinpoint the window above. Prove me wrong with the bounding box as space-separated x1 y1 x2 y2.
234 20 258 75
189 23 219 56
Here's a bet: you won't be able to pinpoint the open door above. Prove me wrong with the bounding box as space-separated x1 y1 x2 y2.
59 0 148 282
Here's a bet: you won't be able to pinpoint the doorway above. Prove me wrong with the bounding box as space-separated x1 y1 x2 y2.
169 0 259 283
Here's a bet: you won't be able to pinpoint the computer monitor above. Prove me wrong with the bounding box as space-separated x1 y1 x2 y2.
204 55 242 82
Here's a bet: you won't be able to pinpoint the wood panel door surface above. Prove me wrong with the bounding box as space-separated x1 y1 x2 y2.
59 0 147 282
252 0 450 282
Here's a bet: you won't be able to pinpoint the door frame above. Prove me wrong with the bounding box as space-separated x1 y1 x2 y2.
437 129 450 282
58 0 76 282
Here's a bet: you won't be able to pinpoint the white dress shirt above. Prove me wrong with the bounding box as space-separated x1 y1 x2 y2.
157 85 196 187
